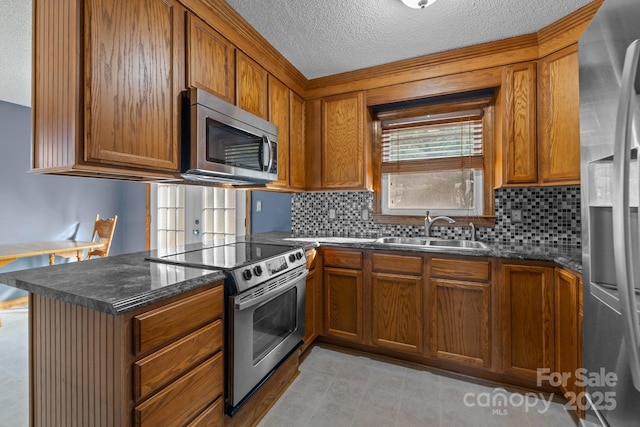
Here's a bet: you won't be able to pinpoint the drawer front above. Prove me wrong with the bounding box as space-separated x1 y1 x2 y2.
133 285 223 355
187 397 223 427
134 352 223 427
323 249 363 269
430 258 491 282
372 253 423 275
134 320 223 401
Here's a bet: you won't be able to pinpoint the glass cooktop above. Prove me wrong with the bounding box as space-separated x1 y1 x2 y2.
154 242 296 270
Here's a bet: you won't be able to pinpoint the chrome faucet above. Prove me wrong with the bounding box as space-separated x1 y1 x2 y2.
425 210 456 237
469 222 477 241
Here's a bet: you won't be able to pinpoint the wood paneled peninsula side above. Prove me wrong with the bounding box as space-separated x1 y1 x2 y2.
0 252 226 426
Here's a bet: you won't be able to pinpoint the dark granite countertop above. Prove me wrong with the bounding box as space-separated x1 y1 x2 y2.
0 252 225 315
0 232 580 316
245 232 583 274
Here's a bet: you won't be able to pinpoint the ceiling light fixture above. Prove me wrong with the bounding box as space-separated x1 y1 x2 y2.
400 0 437 9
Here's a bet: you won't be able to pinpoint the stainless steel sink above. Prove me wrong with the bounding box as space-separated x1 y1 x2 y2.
425 239 490 250
375 236 491 251
375 237 428 245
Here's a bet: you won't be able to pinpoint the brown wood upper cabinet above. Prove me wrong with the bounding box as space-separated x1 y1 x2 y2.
538 44 581 184
500 62 538 185
236 51 268 120
320 92 372 190
289 92 306 190
498 45 580 187
268 75 291 187
500 262 554 379
32 0 185 180
267 76 306 190
186 12 235 103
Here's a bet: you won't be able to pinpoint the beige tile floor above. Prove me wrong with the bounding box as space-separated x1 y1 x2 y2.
258 346 579 427
0 305 578 427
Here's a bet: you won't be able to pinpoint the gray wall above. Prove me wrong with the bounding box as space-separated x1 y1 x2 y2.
250 191 291 233
0 101 147 300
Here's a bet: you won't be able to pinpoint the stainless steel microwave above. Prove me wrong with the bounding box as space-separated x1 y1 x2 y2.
181 87 278 185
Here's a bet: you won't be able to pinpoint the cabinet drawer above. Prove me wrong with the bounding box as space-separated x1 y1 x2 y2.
134 352 223 427
187 397 223 427
372 253 423 275
431 258 491 282
133 285 223 355
323 249 363 269
134 320 223 401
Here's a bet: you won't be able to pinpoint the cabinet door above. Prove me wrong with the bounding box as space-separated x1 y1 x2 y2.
303 268 317 348
85 0 183 171
371 272 423 354
289 92 306 189
538 44 580 184
186 13 235 103
430 279 491 367
501 264 554 378
554 268 580 396
236 51 268 119
502 63 537 184
321 92 367 189
324 267 364 342
268 75 290 187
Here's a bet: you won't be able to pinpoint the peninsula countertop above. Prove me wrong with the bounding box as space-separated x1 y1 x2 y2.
0 251 225 315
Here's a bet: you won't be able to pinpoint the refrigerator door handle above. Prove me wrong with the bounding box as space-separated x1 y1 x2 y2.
613 39 640 392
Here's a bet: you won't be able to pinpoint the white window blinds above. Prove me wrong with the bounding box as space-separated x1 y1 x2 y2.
381 112 484 173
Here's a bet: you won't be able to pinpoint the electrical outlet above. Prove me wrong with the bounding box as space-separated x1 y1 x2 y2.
361 209 369 221
256 200 262 212
329 209 336 219
512 209 522 223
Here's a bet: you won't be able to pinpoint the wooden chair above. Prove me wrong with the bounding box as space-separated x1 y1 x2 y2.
86 214 118 260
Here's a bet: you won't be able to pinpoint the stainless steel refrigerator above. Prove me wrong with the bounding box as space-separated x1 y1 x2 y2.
579 0 640 425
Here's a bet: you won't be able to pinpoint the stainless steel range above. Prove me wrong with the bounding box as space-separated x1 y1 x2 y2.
148 241 307 415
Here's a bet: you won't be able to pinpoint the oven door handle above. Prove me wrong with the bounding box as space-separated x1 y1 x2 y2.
235 269 308 311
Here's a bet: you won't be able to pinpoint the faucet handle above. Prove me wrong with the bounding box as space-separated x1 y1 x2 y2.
425 210 430 220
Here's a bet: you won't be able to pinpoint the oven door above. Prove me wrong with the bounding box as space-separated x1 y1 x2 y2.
228 268 307 412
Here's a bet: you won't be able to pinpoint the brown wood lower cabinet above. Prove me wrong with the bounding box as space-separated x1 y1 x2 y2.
429 257 492 367
324 266 364 342
554 266 583 402
500 262 554 379
323 248 365 343
311 248 582 407
29 283 224 427
371 252 424 354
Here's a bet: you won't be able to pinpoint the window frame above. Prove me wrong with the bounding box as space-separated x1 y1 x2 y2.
372 97 496 227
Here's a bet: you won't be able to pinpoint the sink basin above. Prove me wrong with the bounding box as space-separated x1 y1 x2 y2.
426 239 491 250
375 236 491 251
375 237 428 245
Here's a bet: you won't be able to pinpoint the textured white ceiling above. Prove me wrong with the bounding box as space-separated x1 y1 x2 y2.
225 0 593 79
0 0 592 107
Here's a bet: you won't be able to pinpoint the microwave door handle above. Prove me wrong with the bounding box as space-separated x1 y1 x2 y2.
613 39 640 392
235 269 308 311
266 136 275 173
260 136 272 172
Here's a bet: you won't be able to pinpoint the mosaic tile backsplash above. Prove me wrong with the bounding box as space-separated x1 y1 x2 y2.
291 186 581 248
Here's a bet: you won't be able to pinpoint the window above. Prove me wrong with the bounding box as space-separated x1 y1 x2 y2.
152 184 242 250
375 96 495 222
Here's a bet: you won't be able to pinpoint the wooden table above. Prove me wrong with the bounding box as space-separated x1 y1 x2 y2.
0 240 106 268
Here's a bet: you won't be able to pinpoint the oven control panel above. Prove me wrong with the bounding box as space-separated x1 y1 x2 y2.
230 249 307 294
